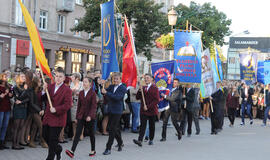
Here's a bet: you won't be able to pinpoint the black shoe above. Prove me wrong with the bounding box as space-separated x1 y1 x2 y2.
178 132 182 140
56 146 62 160
12 146 24 150
144 137 149 142
65 150 74 158
160 138 166 142
133 139 142 147
148 140 153 145
59 140 68 144
114 143 124 148
103 149 111 155
196 131 200 135
118 145 122 152
211 131 217 135
131 130 139 133
19 142 28 146
89 151 96 157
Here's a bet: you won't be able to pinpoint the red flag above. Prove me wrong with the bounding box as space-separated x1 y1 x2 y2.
122 17 137 88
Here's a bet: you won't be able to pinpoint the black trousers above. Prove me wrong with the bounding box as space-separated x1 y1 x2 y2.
71 119 95 152
138 114 156 141
162 110 181 139
179 109 187 135
187 108 200 135
210 110 218 133
43 125 62 160
228 108 237 125
106 114 123 150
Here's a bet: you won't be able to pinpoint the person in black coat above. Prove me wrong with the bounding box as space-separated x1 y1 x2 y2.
210 82 224 135
240 84 254 125
160 78 182 141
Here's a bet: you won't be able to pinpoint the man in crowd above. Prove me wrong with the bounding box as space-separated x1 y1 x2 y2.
240 83 254 125
42 67 72 160
133 74 159 147
160 78 182 141
262 84 270 126
102 72 127 155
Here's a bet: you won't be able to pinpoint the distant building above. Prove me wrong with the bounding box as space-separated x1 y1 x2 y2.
226 36 270 80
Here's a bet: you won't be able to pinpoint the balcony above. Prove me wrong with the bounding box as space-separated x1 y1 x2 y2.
57 0 75 12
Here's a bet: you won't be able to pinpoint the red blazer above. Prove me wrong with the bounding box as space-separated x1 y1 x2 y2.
136 84 159 116
43 83 72 127
226 91 239 109
76 89 97 120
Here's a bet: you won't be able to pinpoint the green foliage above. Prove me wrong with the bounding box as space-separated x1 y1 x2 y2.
175 2 232 48
72 0 170 61
155 33 174 50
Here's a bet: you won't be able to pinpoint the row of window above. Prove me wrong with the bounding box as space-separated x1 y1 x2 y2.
15 0 81 36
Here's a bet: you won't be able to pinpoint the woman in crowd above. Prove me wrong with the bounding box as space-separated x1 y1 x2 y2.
226 86 239 127
0 73 13 149
202 98 210 120
27 76 48 148
12 73 29 150
70 73 83 140
66 77 97 158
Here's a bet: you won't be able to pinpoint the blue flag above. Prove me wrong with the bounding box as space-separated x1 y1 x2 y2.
174 31 202 83
257 61 264 84
211 57 219 89
264 61 270 84
101 0 119 80
151 60 174 112
216 48 223 81
239 53 257 85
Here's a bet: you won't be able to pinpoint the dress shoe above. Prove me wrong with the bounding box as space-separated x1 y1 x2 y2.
178 132 182 140
118 145 122 151
89 151 96 157
103 149 111 155
148 140 153 145
160 138 166 142
19 142 28 146
133 139 142 147
65 150 74 158
114 143 124 148
12 146 24 150
195 131 200 135
211 131 217 135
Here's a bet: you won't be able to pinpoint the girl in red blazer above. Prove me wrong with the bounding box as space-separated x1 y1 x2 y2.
226 87 239 127
66 77 97 158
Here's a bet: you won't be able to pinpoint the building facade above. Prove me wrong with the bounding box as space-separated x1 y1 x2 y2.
154 0 174 13
227 36 270 80
0 0 101 74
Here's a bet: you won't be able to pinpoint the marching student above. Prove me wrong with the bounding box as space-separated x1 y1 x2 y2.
42 67 72 160
66 77 97 158
133 74 159 147
102 72 127 155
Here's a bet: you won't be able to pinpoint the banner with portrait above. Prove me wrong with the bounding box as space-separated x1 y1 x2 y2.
151 60 174 112
174 31 202 83
239 53 257 85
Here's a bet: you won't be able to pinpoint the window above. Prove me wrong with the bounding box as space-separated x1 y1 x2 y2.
39 10 48 30
76 0 83 5
86 55 95 71
15 0 24 25
229 57 235 64
58 15 65 33
74 19 81 36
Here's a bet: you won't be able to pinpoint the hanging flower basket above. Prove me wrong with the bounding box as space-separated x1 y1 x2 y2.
155 33 174 50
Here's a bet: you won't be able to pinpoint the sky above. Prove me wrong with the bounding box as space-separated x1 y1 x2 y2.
174 0 270 56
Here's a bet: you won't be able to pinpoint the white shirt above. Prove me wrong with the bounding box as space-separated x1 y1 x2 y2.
165 87 177 98
84 88 90 97
146 83 152 91
187 88 191 93
54 82 63 94
113 83 122 93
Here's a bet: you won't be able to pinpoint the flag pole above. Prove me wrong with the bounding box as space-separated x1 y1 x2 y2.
38 61 53 109
124 15 147 110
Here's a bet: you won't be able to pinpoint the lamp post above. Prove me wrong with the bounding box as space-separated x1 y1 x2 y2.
168 6 178 60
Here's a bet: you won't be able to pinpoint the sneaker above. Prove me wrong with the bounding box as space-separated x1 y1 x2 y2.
206 117 210 120
261 123 266 127
65 150 74 158
250 120 253 125
144 137 149 142
148 140 153 145
199 115 205 120
240 122 245 126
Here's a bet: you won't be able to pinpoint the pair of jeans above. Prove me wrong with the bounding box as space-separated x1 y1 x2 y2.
263 106 270 124
241 101 252 123
131 102 140 131
138 114 156 141
72 119 95 152
0 111 10 141
43 125 62 160
106 114 122 150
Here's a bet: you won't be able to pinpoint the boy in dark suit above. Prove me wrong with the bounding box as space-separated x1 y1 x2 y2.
102 72 127 155
42 67 72 160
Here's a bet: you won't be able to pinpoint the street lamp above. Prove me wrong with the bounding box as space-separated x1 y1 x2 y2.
168 6 178 33
168 6 178 60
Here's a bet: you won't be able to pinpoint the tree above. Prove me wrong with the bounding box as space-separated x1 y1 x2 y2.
175 2 232 48
72 0 170 60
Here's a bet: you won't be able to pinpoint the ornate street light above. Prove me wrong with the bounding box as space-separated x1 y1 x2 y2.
168 6 178 32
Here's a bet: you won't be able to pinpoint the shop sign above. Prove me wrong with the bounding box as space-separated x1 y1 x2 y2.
59 46 94 54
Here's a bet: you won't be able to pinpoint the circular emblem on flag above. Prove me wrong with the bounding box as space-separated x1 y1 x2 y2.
153 67 172 88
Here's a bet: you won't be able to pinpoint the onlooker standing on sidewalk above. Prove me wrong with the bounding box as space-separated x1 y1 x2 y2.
129 82 141 133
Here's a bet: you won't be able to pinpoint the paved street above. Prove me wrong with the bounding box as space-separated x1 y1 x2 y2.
1 118 269 160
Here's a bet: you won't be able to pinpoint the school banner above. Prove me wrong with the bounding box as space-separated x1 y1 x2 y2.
174 31 202 83
215 47 223 81
151 60 174 112
239 53 257 85
257 61 264 84
264 61 270 84
200 49 215 98
101 0 119 80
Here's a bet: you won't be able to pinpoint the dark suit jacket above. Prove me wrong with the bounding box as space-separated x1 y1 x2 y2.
184 88 195 112
165 87 182 113
241 87 254 104
43 83 72 127
76 89 97 120
105 84 127 115
136 84 159 116
211 89 224 113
